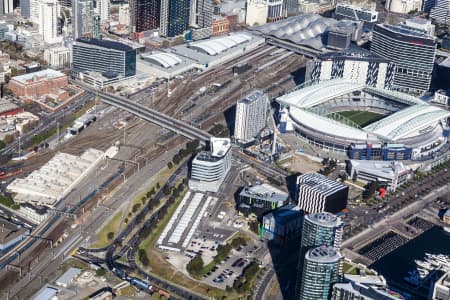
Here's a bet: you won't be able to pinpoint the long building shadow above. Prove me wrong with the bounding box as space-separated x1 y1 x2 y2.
267 238 301 299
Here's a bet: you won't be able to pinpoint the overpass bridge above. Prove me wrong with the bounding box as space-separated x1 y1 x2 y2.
73 80 212 144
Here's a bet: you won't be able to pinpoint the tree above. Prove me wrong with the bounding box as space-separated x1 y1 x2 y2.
167 161 173 169
186 256 204 277
95 268 106 276
0 140 4 150
106 232 114 240
363 180 380 200
156 182 160 189
124 217 128 224
3 134 14 144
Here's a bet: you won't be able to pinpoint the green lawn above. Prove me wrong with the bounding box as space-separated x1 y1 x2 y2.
333 111 385 127
91 211 123 248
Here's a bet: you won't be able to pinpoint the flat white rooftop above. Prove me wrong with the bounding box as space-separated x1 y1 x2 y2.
210 137 231 158
12 69 66 84
8 148 104 207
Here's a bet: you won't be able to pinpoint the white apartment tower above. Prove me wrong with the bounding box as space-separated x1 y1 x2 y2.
95 0 110 22
234 89 268 143
2 0 13 14
246 0 268 26
44 46 70 68
39 0 60 43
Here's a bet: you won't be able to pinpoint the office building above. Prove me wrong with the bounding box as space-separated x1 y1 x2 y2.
371 23 436 95
160 0 191 37
196 0 213 28
234 89 268 143
433 89 450 106
423 0 436 11
72 38 136 79
348 160 410 192
430 0 450 24
29 0 40 23
299 246 343 300
267 0 283 21
401 17 435 36
130 0 160 33
189 137 232 193
327 26 353 50
44 46 70 69
332 274 406 300
21 0 30 17
93 15 100 38
39 0 60 43
301 212 343 249
238 183 289 211
335 4 378 23
119 4 130 26
2 0 13 14
306 49 395 89
246 0 268 26
8 69 68 98
19 203 49 224
297 173 348 214
431 272 450 300
261 204 303 242
284 0 298 15
385 0 422 14
72 0 94 39
95 0 110 22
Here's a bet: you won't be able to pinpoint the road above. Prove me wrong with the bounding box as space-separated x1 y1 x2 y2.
77 161 210 300
1 92 94 156
342 184 450 249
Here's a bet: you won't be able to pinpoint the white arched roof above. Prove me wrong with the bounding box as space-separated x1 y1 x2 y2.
289 107 370 141
277 79 364 108
144 53 182 68
364 105 450 140
190 33 252 56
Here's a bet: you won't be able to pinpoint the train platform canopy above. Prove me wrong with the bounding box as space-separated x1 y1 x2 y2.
138 32 265 79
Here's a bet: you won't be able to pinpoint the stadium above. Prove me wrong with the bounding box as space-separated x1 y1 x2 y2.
277 79 450 161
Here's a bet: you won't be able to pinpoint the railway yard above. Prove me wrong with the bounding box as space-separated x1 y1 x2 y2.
0 44 306 299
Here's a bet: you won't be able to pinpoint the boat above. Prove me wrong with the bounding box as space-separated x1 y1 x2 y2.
415 260 433 270
444 226 450 233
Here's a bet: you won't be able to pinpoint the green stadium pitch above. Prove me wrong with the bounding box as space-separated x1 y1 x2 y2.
331 111 385 127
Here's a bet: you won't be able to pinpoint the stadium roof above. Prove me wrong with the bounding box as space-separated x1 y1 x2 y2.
141 52 182 68
364 105 450 140
277 78 449 143
189 33 252 56
278 79 365 108
289 107 370 141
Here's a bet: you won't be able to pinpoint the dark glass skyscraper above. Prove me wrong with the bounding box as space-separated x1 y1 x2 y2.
160 0 191 37
130 0 160 33
72 38 136 78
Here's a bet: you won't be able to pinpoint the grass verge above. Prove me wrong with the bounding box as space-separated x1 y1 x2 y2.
91 211 123 248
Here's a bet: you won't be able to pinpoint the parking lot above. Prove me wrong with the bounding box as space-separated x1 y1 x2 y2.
201 242 260 289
